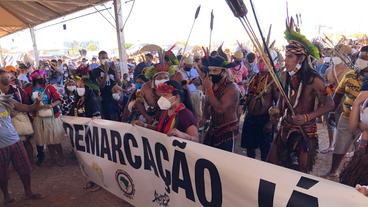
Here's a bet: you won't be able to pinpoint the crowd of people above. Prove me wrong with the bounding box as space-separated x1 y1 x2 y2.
2 24 368 203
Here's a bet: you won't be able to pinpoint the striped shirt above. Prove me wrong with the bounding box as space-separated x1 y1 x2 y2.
335 70 363 116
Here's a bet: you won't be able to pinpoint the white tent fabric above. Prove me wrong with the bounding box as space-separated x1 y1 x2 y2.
0 0 110 37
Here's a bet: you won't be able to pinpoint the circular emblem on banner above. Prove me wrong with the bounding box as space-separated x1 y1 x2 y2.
115 169 135 199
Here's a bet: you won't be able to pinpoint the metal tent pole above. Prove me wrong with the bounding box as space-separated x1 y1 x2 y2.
29 27 39 67
113 0 128 79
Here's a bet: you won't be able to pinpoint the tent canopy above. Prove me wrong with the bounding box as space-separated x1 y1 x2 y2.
0 0 110 37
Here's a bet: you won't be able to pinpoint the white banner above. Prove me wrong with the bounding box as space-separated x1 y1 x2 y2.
61 116 368 207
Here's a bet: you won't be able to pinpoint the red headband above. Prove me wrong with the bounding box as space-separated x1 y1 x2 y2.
156 83 175 94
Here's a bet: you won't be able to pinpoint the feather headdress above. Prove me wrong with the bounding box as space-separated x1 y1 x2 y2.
144 44 179 80
284 17 319 59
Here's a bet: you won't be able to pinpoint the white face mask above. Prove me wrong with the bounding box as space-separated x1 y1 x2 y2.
155 79 169 88
355 58 368 71
323 57 332 63
157 96 172 110
112 93 121 101
287 63 301 76
77 87 85 96
332 57 343 65
360 99 368 125
32 92 40 101
67 85 76 92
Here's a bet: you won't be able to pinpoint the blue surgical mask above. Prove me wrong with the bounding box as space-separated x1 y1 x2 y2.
135 83 142 90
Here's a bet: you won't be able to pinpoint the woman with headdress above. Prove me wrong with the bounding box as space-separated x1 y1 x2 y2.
25 70 65 166
133 80 198 142
134 48 179 124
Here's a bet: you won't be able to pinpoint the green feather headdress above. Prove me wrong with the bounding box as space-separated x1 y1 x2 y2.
144 65 177 80
144 44 179 80
284 17 319 59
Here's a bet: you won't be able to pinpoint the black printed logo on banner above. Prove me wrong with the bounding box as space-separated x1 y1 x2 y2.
152 190 170 207
116 169 135 199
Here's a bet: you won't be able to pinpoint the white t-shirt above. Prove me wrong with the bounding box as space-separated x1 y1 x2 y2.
180 68 199 93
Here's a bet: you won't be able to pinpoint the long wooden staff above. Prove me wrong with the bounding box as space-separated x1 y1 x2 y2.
225 0 296 115
182 5 201 56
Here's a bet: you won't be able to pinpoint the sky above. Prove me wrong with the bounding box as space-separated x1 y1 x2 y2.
0 0 366 53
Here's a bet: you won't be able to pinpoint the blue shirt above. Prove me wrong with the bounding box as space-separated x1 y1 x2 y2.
181 68 199 93
90 63 99 70
0 106 19 149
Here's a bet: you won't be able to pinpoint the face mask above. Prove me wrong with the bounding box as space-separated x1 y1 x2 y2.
332 57 342 65
0 78 9 86
135 83 142 90
157 96 172 110
355 58 368 71
287 63 301 76
100 59 108 65
361 99 368 125
77 87 85 96
67 85 76 92
155 79 169 88
184 67 191 71
323 57 332 63
34 78 46 85
210 73 223 84
257 61 266 72
112 93 121 101
63 66 68 70
32 92 40 101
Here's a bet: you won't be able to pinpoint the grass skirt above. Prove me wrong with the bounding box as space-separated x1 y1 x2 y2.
33 116 64 145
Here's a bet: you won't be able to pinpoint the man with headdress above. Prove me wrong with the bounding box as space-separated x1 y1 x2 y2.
268 20 335 173
320 44 352 153
203 55 240 152
241 49 280 161
324 46 368 178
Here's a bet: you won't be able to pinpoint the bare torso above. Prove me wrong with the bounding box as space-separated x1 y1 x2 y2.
141 81 158 107
211 81 239 126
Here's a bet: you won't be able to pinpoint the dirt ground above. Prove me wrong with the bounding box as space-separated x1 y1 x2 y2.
2 121 344 207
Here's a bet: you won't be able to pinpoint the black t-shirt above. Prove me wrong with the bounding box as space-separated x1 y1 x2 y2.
84 87 101 118
91 66 117 99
